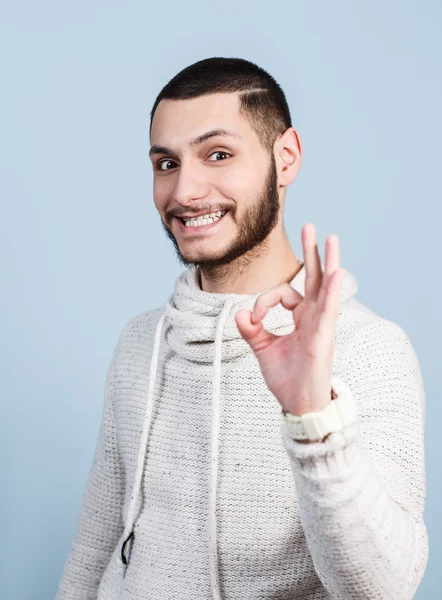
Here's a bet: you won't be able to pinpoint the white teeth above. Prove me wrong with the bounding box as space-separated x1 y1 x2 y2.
183 210 226 226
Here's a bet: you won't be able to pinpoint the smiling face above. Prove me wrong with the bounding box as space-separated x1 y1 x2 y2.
149 93 283 271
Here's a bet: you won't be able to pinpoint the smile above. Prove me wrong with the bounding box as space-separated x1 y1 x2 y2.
175 210 229 233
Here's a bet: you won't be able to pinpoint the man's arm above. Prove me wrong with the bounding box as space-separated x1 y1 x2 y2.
55 330 126 599
281 319 429 600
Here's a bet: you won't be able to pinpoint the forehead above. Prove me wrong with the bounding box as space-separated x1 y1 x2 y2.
150 93 254 146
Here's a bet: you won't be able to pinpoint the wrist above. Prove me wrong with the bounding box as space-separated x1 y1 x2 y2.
286 387 337 444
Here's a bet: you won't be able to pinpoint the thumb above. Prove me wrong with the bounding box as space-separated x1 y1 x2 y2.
234 309 277 355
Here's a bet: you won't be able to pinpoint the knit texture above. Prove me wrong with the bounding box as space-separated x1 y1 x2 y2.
55 258 428 600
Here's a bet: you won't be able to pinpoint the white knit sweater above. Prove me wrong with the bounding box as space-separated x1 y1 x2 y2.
55 257 428 600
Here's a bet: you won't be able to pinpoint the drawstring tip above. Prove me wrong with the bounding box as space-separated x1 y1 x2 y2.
121 530 134 565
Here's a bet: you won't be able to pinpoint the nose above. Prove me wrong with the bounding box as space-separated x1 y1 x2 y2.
171 160 210 209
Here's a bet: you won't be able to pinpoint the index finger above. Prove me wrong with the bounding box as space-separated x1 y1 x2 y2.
251 283 303 325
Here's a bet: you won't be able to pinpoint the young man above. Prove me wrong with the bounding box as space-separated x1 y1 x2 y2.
55 57 428 599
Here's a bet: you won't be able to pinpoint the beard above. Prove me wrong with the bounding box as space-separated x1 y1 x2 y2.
159 152 280 274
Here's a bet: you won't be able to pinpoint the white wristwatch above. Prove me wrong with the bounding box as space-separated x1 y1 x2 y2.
282 376 357 442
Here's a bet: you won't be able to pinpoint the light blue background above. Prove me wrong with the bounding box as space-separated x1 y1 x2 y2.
1 1 441 598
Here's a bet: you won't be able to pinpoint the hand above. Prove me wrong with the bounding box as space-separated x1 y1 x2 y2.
235 223 344 416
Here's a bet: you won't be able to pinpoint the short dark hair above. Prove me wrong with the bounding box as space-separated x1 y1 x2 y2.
149 57 292 155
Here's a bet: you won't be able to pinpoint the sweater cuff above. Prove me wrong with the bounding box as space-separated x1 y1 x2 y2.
281 420 361 478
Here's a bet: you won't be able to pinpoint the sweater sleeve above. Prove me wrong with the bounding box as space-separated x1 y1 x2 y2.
55 328 127 599
281 319 429 600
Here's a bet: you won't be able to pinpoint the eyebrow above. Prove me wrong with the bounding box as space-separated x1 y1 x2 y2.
149 128 242 159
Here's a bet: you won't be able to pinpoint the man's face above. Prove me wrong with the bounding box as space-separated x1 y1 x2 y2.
149 93 282 270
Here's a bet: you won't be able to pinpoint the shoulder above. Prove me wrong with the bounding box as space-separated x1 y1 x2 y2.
335 298 425 417
121 306 164 340
111 306 165 363
335 297 423 390
336 296 413 353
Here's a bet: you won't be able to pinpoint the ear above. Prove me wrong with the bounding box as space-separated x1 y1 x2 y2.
275 127 303 187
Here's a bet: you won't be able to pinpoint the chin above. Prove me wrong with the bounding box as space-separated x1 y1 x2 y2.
181 251 227 265
177 244 234 268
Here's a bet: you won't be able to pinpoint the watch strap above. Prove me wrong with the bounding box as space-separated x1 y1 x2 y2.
282 376 357 441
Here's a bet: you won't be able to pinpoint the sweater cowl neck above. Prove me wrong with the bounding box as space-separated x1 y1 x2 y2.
163 255 359 364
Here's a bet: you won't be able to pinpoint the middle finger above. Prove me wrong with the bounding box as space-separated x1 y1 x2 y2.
302 223 323 301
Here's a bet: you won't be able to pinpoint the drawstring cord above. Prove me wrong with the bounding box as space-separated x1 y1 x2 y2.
120 306 170 566
208 296 238 600
119 292 239 600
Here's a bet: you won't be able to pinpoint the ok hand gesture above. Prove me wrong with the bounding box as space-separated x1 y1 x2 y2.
235 223 344 416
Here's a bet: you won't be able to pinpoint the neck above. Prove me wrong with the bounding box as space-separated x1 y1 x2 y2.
198 229 303 295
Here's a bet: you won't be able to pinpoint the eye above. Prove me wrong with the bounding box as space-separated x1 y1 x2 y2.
156 159 177 172
208 151 231 162
156 151 231 171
